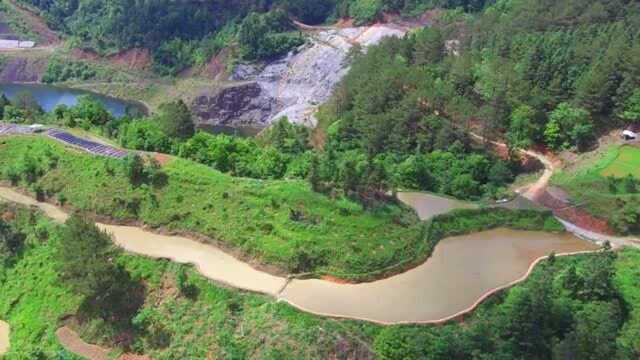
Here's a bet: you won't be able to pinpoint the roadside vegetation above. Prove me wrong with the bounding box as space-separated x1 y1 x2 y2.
1 204 639 358
553 145 640 235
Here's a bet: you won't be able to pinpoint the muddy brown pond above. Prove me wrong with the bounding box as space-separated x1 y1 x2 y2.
0 186 598 324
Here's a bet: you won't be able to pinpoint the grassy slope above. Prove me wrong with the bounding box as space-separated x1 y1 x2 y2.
552 145 640 224
615 249 640 354
3 203 639 358
0 206 81 358
0 136 422 279
0 204 376 359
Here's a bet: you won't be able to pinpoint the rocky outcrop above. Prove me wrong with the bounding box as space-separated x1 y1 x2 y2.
192 23 413 128
0 57 47 82
192 82 276 127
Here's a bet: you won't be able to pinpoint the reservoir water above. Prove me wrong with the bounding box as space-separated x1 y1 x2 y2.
0 83 147 117
0 185 598 324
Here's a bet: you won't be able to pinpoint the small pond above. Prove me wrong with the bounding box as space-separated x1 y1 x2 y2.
0 83 147 118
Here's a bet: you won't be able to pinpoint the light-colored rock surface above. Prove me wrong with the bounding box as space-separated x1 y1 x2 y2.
193 24 409 128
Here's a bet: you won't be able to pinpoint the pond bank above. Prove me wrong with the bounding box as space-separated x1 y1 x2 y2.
0 185 599 324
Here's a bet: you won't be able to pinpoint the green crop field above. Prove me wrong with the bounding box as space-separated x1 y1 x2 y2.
601 145 640 178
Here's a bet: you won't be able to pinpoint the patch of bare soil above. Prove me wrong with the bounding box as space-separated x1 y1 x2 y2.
536 189 614 235
5 0 59 45
109 48 151 71
0 56 47 82
56 326 111 360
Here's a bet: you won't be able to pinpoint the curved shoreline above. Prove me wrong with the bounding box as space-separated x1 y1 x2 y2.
0 185 602 325
278 249 599 325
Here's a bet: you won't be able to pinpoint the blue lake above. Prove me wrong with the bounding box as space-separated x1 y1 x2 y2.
0 83 147 117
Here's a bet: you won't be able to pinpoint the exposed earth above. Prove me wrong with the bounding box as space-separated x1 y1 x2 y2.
192 22 418 128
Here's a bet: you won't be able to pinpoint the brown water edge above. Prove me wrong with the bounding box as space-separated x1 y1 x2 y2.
0 185 288 296
0 320 9 355
280 229 599 324
397 192 477 220
0 185 599 324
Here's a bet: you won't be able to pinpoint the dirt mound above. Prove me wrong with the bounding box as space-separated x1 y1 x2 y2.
536 189 614 235
6 0 59 45
0 56 47 82
56 326 111 360
109 48 151 71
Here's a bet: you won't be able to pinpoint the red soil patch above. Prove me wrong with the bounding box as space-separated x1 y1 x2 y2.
152 153 172 166
6 0 60 45
536 190 614 235
72 48 151 71
205 48 230 80
109 48 151 71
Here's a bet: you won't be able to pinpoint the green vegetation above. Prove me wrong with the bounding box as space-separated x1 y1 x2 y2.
2 204 640 358
601 145 640 179
553 145 640 234
16 0 489 75
0 203 373 358
0 1 40 41
0 135 423 278
322 0 640 156
0 204 80 358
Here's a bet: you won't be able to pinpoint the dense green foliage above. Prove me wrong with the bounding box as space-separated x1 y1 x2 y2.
2 204 640 359
323 0 640 157
0 204 373 358
19 0 489 74
0 136 424 279
318 28 517 201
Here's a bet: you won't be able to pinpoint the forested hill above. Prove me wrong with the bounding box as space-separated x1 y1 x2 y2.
322 0 640 162
17 0 488 73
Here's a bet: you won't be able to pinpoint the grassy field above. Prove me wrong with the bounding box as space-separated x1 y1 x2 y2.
615 250 640 353
600 145 640 178
552 144 640 233
0 205 82 358
0 136 423 279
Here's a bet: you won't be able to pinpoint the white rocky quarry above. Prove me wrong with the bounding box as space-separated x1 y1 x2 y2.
192 24 411 129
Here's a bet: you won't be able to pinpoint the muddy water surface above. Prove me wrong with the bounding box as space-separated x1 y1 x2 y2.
0 320 9 355
0 186 598 324
397 192 477 220
281 229 598 323
0 186 287 296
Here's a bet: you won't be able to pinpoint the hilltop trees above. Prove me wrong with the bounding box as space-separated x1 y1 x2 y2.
57 214 142 321
154 100 195 140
